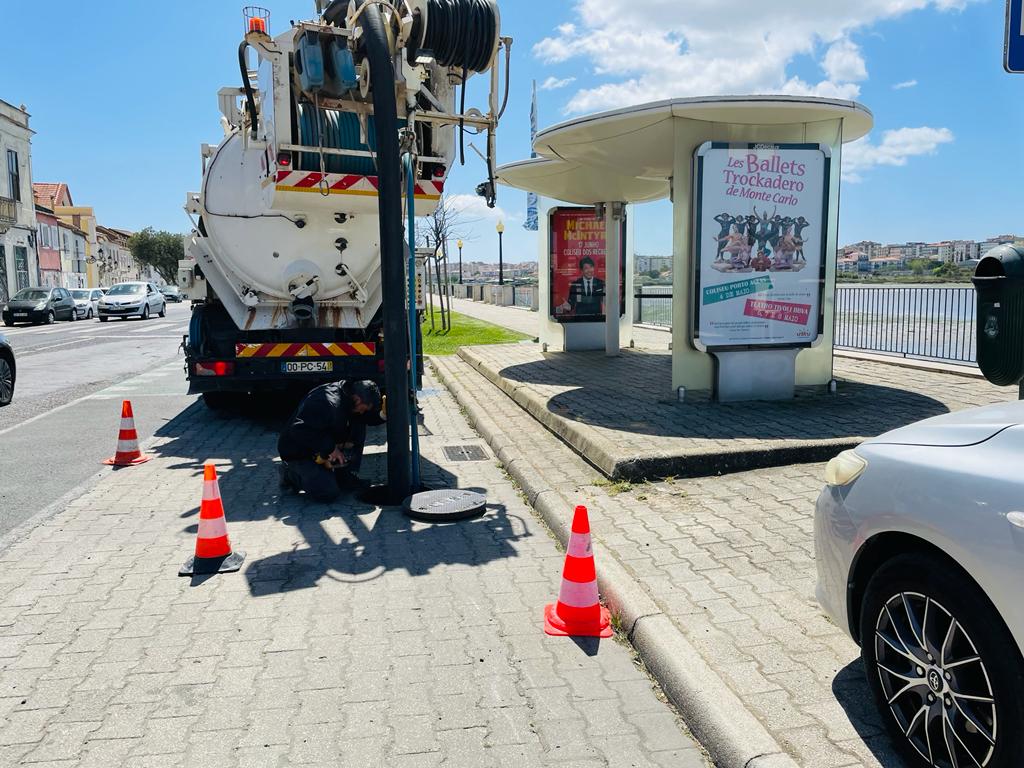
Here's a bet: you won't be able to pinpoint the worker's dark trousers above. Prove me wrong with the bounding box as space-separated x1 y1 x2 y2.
282 422 367 503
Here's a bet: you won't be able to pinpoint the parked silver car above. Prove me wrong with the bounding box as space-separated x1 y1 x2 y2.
98 282 167 321
70 288 103 320
815 401 1024 768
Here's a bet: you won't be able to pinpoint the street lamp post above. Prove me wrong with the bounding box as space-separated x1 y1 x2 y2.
496 221 505 285
456 239 464 284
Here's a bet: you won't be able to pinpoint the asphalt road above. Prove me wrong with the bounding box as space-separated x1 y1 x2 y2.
0 303 197 538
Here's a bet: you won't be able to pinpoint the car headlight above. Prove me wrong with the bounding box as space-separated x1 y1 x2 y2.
825 450 868 487
34 301 47 310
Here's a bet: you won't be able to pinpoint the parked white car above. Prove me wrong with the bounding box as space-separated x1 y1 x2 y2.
70 288 103 320
815 401 1024 768
98 282 167 321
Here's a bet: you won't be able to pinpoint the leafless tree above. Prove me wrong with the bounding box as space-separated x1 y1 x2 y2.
416 193 477 253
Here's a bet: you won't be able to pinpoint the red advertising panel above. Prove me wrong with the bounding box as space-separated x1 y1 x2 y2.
549 207 626 324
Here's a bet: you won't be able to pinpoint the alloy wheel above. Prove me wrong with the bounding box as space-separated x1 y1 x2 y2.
0 358 12 404
874 591 996 767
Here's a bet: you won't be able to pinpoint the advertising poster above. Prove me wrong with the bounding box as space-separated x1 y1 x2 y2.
692 142 830 350
549 207 626 324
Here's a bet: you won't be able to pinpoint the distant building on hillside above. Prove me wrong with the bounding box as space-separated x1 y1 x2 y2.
636 255 672 274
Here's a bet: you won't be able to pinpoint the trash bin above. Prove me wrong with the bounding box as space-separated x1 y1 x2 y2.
973 245 1024 387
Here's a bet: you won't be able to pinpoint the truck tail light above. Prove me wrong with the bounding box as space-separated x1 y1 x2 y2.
277 151 292 168
195 361 235 377
378 359 386 373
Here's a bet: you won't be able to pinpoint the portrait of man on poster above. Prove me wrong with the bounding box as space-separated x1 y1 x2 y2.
563 257 605 318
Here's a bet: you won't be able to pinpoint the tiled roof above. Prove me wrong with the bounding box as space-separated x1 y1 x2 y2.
32 182 72 208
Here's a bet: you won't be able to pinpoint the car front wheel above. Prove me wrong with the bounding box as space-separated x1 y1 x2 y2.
0 355 13 406
45 311 55 325
861 553 1024 768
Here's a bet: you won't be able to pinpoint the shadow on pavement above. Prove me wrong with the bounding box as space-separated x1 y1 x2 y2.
832 661 910 767
148 394 531 597
495 351 950 441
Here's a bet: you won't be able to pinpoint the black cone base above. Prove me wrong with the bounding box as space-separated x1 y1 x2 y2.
179 550 246 577
403 489 487 523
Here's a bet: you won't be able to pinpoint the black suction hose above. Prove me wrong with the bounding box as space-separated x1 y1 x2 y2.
358 0 413 500
238 42 259 139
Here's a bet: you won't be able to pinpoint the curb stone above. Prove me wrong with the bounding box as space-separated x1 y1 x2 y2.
432 355 800 768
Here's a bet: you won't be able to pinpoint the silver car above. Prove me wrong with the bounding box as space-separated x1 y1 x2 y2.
70 288 104 320
815 401 1024 768
98 282 167 321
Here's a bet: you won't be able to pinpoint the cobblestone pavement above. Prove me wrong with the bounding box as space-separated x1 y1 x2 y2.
456 344 1018 480
0 373 708 768
437 296 671 351
433 353 1013 768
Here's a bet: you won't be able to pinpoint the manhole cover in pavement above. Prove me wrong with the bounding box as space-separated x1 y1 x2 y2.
403 490 488 523
442 445 489 462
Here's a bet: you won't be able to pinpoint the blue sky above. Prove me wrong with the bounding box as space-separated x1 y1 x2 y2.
3 0 1021 265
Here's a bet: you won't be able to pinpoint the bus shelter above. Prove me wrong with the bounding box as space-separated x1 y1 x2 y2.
499 96 872 401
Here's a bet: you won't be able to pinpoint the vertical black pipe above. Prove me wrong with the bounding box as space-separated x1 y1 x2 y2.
360 1 411 499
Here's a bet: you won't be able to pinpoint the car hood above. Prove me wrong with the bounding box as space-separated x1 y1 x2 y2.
4 300 43 309
866 400 1024 447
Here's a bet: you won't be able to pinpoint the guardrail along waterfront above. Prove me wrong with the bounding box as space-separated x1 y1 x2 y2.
834 286 976 365
634 284 978 366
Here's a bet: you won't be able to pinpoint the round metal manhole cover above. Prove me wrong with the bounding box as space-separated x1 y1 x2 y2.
403 489 488 523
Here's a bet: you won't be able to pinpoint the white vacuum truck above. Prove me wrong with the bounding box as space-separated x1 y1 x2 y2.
180 0 508 411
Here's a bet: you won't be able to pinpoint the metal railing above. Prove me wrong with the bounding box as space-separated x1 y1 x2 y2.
512 284 534 309
834 286 977 365
635 286 673 327
635 284 979 366
0 196 15 231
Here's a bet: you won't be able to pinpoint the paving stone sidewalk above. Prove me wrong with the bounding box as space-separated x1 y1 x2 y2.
455 344 1018 480
433 353 1012 768
0 372 708 768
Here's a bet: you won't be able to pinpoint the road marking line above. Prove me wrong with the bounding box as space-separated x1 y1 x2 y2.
0 361 187 438
128 323 174 334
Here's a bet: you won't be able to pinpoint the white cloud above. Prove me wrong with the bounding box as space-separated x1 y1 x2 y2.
823 39 868 83
540 76 576 91
446 193 513 225
892 79 918 89
842 127 954 181
534 0 975 114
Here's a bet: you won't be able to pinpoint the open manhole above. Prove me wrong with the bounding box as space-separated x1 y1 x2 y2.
442 445 489 462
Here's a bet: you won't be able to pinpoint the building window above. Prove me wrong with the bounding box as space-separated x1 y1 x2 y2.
6 150 20 202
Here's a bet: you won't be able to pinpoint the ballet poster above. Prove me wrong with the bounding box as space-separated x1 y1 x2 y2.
691 142 830 350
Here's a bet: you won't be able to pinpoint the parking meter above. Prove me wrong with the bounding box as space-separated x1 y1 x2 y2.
972 245 1024 395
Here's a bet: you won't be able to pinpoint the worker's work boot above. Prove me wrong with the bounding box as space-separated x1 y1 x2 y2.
278 463 297 493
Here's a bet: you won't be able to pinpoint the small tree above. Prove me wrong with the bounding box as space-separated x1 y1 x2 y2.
128 228 185 284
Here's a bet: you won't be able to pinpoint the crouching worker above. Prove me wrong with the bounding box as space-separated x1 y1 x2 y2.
278 380 383 502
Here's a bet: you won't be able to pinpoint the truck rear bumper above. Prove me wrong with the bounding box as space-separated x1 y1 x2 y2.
186 355 383 394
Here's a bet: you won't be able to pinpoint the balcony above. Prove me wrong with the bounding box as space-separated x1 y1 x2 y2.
0 196 15 232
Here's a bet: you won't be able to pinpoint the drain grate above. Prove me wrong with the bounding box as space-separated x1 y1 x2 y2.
442 445 490 462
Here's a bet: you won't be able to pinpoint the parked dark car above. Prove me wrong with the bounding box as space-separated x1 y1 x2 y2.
2 286 76 326
0 334 14 406
161 286 183 303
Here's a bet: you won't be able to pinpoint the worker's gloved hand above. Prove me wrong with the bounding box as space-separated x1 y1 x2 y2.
327 446 348 469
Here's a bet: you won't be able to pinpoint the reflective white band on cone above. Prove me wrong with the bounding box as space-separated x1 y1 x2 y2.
566 533 592 559
202 480 220 501
557 578 600 608
197 516 229 540
116 441 140 453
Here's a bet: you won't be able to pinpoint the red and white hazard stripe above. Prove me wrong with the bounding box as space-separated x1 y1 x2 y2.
274 171 444 199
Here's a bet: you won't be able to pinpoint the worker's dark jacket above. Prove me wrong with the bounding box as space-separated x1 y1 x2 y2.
278 382 357 463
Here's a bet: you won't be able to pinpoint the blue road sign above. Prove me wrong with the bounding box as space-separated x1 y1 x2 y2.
1007 0 1024 72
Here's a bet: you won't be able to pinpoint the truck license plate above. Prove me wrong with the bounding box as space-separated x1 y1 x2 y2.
282 361 334 374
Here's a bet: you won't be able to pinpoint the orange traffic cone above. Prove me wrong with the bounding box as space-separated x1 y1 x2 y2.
179 463 245 576
103 400 150 466
544 505 613 638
